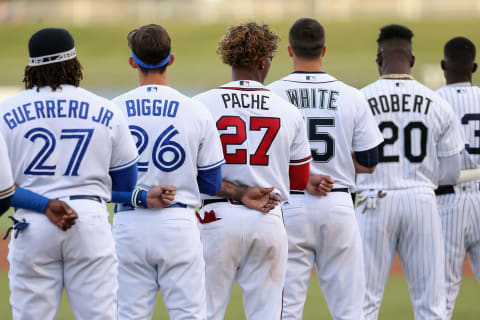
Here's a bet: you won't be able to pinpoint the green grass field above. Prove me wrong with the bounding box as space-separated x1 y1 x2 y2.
0 208 479 319
0 18 479 95
0 271 478 319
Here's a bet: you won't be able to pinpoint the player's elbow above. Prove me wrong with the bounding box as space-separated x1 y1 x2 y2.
198 166 223 196
353 146 379 174
357 165 376 174
289 163 310 190
0 194 13 216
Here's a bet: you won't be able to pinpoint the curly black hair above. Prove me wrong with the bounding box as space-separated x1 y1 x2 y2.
23 58 83 91
218 22 279 68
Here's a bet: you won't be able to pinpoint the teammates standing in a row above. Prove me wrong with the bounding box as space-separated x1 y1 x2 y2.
0 18 478 320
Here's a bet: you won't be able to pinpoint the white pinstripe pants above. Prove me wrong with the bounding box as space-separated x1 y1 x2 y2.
356 188 446 320
437 192 480 320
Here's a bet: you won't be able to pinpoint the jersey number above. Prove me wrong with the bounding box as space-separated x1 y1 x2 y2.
24 128 93 176
307 117 335 162
378 121 428 163
461 113 480 154
129 124 185 172
216 116 280 165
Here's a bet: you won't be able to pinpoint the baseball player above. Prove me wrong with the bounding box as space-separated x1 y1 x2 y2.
0 133 14 215
194 22 312 320
111 24 226 319
435 36 480 319
355 25 464 320
267 18 384 320
0 28 141 320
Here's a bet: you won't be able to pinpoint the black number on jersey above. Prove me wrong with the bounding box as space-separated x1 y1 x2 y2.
378 121 428 163
307 117 335 162
461 113 480 154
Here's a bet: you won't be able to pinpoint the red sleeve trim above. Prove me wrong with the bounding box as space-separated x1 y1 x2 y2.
289 155 312 165
289 162 310 191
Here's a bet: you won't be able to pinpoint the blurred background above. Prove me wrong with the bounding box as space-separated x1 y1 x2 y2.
0 0 479 319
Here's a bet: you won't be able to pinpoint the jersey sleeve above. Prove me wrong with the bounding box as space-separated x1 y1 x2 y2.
109 107 139 172
0 133 15 199
437 101 464 158
353 95 384 152
197 103 225 171
289 109 312 166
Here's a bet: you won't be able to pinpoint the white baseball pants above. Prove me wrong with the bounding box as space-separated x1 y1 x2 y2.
198 202 287 320
437 191 480 319
8 199 117 320
281 191 365 320
356 188 446 320
113 207 206 320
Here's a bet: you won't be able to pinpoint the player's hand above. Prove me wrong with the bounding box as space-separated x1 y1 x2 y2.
306 174 334 196
241 186 281 214
45 200 78 231
146 185 176 208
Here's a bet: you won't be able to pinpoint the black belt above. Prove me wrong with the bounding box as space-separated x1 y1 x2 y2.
435 185 455 196
290 188 349 195
57 195 102 203
114 202 188 213
202 199 242 206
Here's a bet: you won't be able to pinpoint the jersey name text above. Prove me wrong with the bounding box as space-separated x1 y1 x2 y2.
367 94 432 116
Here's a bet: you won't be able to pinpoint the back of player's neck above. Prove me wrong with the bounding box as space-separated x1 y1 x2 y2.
293 59 322 73
231 69 262 83
138 71 169 87
446 73 472 85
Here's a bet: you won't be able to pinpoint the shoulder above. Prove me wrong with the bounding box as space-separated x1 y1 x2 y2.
111 87 140 105
266 76 291 91
0 89 32 112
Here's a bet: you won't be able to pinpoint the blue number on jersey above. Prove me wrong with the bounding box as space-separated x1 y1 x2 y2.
60 129 94 176
24 128 56 176
24 127 94 176
129 124 186 173
128 125 149 172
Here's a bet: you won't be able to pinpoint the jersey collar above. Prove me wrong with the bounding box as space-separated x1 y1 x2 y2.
281 72 336 83
446 81 472 87
218 80 268 90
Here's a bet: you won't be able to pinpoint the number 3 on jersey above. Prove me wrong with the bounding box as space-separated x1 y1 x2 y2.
216 116 280 166
129 124 185 172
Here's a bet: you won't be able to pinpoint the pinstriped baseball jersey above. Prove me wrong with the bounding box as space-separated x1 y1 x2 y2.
267 72 384 190
0 133 14 199
435 82 480 319
437 83 480 192
357 79 464 191
112 85 225 208
0 85 139 201
194 80 312 201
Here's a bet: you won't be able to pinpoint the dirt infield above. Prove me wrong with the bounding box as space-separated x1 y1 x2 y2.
0 237 474 275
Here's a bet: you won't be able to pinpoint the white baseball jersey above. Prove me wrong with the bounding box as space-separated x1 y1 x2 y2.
357 79 464 191
112 85 225 207
437 83 480 190
194 80 312 200
436 82 480 319
0 85 138 200
268 72 384 189
0 133 15 200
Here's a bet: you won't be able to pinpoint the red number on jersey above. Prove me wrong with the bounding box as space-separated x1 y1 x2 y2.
216 116 247 164
250 117 280 165
216 116 280 166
